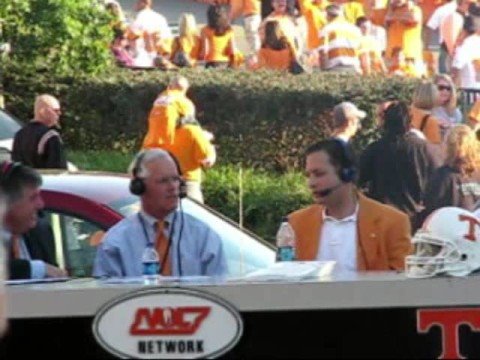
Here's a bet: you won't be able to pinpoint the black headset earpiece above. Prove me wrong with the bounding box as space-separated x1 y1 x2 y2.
129 152 147 196
333 139 357 183
166 151 187 199
129 151 187 198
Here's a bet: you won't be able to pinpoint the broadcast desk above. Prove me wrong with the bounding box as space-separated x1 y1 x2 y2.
2 271 479 358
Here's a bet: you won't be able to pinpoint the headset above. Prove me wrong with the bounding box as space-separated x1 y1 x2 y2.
316 139 357 197
333 138 357 183
129 150 187 198
131 150 187 276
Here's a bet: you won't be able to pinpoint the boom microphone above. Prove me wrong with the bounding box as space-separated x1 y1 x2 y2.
316 183 343 197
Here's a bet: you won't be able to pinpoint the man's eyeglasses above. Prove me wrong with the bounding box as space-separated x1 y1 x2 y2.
157 176 182 185
437 85 452 92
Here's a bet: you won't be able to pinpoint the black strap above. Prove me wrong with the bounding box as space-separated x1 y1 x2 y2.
420 114 430 132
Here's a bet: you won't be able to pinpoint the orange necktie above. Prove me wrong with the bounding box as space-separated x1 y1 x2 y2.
11 235 21 259
156 221 171 276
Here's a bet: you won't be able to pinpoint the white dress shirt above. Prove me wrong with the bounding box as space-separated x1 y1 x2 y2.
317 204 359 271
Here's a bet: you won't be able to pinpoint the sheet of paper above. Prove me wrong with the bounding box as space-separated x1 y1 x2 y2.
237 261 336 282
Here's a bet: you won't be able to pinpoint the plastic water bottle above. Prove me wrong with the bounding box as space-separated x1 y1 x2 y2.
142 243 160 278
276 217 296 261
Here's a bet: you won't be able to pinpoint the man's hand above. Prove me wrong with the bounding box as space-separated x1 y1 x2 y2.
201 156 216 168
203 130 215 142
45 264 68 278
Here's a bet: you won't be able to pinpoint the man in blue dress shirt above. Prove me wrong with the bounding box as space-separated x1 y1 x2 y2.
93 149 227 278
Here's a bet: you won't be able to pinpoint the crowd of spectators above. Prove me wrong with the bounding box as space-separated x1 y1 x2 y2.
103 0 480 85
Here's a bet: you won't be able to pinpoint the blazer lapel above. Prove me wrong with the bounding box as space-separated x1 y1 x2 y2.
296 206 324 260
357 194 380 270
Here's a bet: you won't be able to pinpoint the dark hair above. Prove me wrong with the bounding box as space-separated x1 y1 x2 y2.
463 15 476 35
262 21 289 50
355 16 368 27
0 162 42 205
305 139 357 180
383 101 411 137
286 0 299 17
207 5 231 36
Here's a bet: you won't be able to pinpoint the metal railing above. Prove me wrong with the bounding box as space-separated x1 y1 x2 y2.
459 88 480 118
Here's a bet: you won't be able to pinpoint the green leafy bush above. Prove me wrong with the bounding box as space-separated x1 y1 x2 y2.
203 165 311 242
5 68 418 171
0 0 112 76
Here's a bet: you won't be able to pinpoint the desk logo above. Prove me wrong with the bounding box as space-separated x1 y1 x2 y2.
93 288 243 359
417 308 480 359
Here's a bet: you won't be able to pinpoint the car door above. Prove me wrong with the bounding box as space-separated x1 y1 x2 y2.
42 210 105 277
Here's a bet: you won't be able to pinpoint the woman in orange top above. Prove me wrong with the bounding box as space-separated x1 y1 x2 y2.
410 81 442 145
200 5 238 68
170 13 202 67
250 20 295 71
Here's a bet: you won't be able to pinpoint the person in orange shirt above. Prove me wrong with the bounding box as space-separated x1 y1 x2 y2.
162 122 216 204
385 0 423 66
298 0 328 50
410 81 443 144
200 4 240 68
170 13 202 67
287 139 412 271
260 0 301 57
142 76 195 149
249 20 296 70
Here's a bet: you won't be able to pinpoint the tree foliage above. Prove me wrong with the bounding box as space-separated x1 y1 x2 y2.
0 0 113 76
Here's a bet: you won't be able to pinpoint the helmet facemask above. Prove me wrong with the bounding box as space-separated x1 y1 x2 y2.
405 231 465 278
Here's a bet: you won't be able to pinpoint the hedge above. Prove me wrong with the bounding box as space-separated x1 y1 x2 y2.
4 67 418 171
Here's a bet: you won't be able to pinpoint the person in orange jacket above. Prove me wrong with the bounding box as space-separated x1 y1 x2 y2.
142 76 195 149
288 139 412 271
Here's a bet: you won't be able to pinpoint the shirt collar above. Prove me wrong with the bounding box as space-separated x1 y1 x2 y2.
140 208 178 229
323 202 359 223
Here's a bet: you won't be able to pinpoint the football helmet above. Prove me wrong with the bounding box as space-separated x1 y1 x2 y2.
406 207 480 278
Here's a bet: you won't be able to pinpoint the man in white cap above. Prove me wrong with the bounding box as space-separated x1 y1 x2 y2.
331 101 366 143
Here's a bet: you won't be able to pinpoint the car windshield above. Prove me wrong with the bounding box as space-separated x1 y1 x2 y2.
107 195 275 276
0 110 23 140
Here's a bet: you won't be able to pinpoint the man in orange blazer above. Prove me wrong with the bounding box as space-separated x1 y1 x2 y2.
288 139 412 271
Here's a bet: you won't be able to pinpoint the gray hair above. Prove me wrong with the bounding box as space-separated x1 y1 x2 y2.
128 149 172 178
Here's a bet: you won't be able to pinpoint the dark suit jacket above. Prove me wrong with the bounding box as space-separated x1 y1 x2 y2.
9 216 57 280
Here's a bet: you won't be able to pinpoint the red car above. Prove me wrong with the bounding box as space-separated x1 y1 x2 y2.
40 171 275 277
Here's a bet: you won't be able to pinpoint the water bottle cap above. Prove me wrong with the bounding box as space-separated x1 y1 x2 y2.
281 216 289 223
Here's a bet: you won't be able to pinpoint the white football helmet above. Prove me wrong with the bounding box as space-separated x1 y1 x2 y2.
406 207 480 278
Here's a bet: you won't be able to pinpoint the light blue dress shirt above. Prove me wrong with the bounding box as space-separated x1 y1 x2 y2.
93 208 227 278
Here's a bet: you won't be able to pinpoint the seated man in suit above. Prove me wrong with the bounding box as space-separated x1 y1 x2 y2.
0 161 66 279
288 139 412 271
